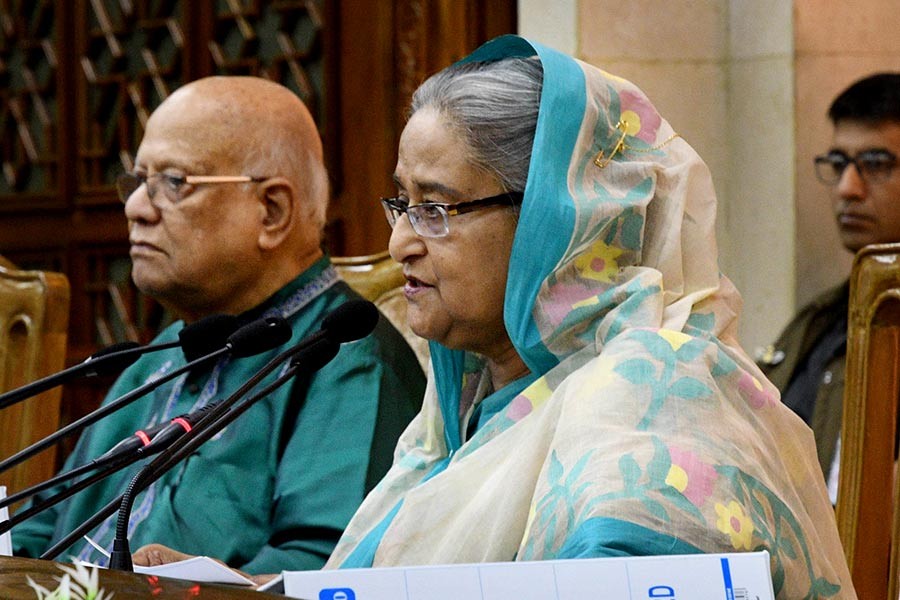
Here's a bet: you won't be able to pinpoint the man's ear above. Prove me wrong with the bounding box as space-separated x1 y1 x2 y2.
258 177 295 251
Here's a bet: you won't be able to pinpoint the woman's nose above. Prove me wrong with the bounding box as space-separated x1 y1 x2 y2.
388 213 425 263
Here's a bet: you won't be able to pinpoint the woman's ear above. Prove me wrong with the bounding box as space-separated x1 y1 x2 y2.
257 177 295 251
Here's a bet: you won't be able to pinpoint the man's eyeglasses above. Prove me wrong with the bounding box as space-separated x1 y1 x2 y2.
813 150 898 185
381 192 524 238
115 172 267 205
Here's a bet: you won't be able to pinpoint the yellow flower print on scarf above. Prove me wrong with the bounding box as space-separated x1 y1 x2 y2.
715 500 755 550
573 240 623 283
658 329 692 352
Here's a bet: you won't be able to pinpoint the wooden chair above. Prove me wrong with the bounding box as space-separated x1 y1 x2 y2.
332 251 429 372
837 242 900 598
0 258 70 504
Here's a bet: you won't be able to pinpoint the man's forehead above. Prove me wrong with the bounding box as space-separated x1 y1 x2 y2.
832 120 900 152
137 102 244 169
134 140 220 173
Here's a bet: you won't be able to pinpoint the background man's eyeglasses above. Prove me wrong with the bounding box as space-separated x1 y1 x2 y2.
381 192 524 238
813 150 898 185
116 172 266 205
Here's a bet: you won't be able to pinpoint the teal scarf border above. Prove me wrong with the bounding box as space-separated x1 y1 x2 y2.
433 36 585 449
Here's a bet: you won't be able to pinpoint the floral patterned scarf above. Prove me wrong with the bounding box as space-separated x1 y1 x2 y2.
327 35 855 599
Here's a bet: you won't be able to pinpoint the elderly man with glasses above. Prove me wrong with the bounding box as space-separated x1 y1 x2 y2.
12 76 425 577
759 72 900 504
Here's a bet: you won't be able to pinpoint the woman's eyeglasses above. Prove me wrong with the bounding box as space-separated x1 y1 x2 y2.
116 172 267 205
380 192 524 238
813 150 897 185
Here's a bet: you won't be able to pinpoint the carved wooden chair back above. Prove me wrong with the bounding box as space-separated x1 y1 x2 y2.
837 242 900 598
0 257 70 503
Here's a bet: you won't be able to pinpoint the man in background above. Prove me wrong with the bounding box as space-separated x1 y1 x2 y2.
12 76 425 573
760 72 900 503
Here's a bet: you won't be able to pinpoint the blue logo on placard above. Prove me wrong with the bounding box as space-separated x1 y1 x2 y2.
319 589 356 600
648 585 675 598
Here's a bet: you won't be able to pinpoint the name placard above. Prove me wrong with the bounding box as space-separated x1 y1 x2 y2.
282 551 774 600
0 486 11 556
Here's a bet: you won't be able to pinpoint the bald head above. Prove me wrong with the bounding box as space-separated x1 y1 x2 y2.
148 76 328 234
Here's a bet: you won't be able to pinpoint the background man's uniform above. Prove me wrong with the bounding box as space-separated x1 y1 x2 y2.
759 283 848 479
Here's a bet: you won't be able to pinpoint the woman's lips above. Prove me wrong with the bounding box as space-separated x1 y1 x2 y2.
403 275 433 297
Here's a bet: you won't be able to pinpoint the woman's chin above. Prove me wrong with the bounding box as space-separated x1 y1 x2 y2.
408 321 453 349
409 322 439 344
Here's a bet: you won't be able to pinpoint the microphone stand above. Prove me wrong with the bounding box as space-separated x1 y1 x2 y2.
109 336 341 570
0 451 144 535
0 341 178 411
0 401 221 512
0 348 228 476
40 335 336 563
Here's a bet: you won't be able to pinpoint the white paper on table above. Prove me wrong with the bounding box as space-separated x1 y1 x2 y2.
0 486 12 556
257 573 285 593
133 556 254 586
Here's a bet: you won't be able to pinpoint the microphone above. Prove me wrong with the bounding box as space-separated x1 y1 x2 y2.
287 298 380 353
323 298 380 342
0 316 290 477
178 314 239 361
1 316 294 538
82 342 144 376
106 301 377 571
95 402 220 463
225 316 293 357
0 313 240 411
0 402 221 512
39 301 376 564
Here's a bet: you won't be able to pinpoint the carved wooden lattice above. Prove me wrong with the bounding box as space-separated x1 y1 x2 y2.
0 0 59 199
77 0 327 199
79 0 186 192
209 0 324 120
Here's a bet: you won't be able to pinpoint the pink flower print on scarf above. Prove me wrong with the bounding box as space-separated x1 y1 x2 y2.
542 281 602 328
737 371 777 409
618 90 662 144
665 444 718 508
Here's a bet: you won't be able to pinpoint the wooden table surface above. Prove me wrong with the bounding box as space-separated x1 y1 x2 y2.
0 555 289 599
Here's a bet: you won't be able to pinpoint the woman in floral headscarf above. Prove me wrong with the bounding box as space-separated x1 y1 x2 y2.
326 36 854 598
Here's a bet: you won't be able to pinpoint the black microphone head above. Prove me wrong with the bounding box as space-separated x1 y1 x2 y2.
84 342 143 376
321 300 379 343
179 314 240 361
227 316 292 358
290 337 340 371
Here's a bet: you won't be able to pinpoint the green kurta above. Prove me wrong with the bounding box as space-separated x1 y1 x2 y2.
12 257 425 574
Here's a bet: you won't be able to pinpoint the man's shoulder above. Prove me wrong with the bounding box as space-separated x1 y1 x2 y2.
776 281 849 337
758 281 849 382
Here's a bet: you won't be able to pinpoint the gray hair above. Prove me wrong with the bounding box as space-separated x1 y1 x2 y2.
410 57 543 193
